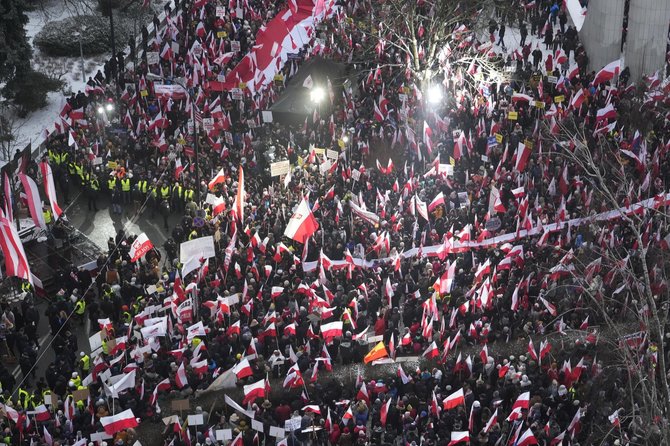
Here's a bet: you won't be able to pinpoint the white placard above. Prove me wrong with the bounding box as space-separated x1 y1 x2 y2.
366 335 383 343
171 42 180 55
90 432 113 443
216 6 225 17
180 236 216 263
93 157 103 166
231 88 243 100
147 51 159 65
44 394 52 406
352 169 361 181
262 110 273 123
251 419 264 432
284 417 302 432
319 159 332 174
145 285 157 295
269 426 285 438
231 40 241 52
326 149 339 160
187 414 204 426
205 193 219 205
216 429 232 441
270 160 290 177
202 117 214 132
89 331 103 351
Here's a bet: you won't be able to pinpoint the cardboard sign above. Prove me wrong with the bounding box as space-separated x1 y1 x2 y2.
140 90 148 97
251 419 264 432
216 6 225 17
534 100 545 109
326 149 339 160
171 399 190 412
107 161 118 170
262 110 273 123
495 133 503 143
73 389 90 402
180 236 216 263
217 31 227 39
508 111 518 120
270 160 290 177
231 40 241 52
554 95 565 103
147 52 159 65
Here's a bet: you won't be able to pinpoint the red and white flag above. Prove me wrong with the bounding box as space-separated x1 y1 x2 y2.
380 397 392 426
284 198 319 244
129 232 154 262
484 408 498 432
19 174 46 229
593 59 621 86
516 428 538 446
514 142 531 172
39 161 63 220
243 378 267 404
175 362 188 388
34 404 51 421
321 321 343 340
443 388 465 410
100 409 139 435
447 431 469 446
428 192 445 211
208 168 226 190
233 167 245 222
232 358 253 379
0 212 32 283
507 391 530 421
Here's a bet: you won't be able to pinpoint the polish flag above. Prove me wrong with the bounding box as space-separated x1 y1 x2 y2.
507 391 530 420
514 142 531 172
100 409 139 435
596 103 616 121
484 408 498 432
570 88 584 109
284 198 319 243
423 121 433 154
511 93 533 103
593 60 621 86
233 167 245 223
516 428 538 446
380 398 392 426
208 168 226 190
232 358 253 379
211 196 226 216
567 64 580 80
443 388 465 410
34 404 51 421
321 321 343 340
428 192 445 211
242 379 266 404
19 174 46 229
422 340 439 359
447 431 470 446
129 232 154 262
540 296 557 316
39 161 63 220
175 362 188 388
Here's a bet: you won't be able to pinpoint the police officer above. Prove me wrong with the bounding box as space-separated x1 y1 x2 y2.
86 171 99 212
79 351 90 376
120 175 132 204
159 197 170 229
135 175 149 208
172 181 184 212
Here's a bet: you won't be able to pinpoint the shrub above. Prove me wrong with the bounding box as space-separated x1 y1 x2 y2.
3 70 64 117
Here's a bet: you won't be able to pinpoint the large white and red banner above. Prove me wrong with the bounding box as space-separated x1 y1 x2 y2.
220 0 336 94
19 174 46 229
0 210 32 284
39 161 63 220
302 192 670 272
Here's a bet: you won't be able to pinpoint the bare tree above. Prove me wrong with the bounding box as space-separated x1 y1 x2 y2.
544 117 670 444
347 0 515 89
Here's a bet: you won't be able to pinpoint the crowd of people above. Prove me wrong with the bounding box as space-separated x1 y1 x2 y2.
1 0 669 445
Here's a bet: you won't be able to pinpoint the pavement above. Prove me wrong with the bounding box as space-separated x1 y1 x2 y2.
9 185 183 394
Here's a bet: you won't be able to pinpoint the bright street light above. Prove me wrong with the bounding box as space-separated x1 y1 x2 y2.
427 85 443 104
105 103 114 112
97 106 105 114
310 87 325 103
342 135 349 143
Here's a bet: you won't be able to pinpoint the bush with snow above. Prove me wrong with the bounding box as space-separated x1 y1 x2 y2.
34 7 153 57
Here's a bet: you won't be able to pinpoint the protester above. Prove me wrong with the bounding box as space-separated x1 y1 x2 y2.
1 0 668 445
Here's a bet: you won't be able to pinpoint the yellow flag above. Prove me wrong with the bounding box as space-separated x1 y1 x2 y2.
363 342 388 364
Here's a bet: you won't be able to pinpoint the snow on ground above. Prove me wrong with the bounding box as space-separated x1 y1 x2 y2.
7 0 108 156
